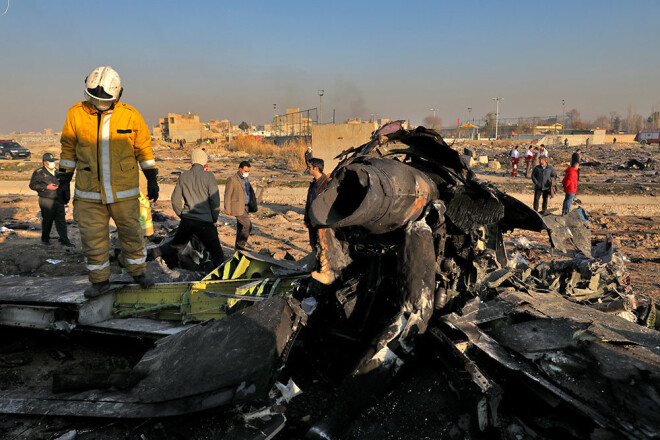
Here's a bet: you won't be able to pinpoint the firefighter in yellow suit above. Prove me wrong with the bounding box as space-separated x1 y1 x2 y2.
57 66 159 298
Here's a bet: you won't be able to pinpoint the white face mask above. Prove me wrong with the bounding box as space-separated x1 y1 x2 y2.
47 162 56 169
242 172 249 178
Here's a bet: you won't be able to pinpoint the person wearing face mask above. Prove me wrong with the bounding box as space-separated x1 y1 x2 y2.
58 66 159 298
29 153 73 247
224 160 256 250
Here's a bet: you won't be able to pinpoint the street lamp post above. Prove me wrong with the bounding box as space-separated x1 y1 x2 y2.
562 99 565 135
492 97 503 140
467 107 473 139
430 107 438 128
318 90 324 124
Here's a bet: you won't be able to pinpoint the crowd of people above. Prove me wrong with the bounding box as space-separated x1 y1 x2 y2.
510 144 582 216
36 65 588 297
35 65 333 298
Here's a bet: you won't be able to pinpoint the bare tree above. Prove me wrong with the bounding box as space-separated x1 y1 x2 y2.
593 115 610 130
484 112 495 137
566 108 582 129
624 105 644 133
647 104 660 130
422 115 442 129
609 112 621 132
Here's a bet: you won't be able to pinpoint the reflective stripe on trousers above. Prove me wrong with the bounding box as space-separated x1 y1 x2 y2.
74 198 146 283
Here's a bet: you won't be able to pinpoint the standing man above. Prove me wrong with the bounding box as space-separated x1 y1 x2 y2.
304 158 329 249
304 145 313 175
562 160 579 215
58 66 159 297
571 148 582 182
539 144 549 160
224 161 253 250
531 156 557 214
510 146 520 177
29 153 73 247
150 149 224 267
524 145 534 178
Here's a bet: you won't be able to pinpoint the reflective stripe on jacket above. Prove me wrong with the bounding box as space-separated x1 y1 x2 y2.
59 101 156 204
139 191 154 235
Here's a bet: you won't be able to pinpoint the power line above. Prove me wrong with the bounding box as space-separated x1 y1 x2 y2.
0 0 9 18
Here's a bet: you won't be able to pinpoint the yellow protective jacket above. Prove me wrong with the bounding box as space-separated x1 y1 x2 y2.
59 101 156 204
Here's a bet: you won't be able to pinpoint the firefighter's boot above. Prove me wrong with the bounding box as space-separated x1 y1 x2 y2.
133 272 154 289
84 280 113 298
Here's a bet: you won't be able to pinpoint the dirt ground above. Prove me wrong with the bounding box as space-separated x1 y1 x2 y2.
1 141 658 299
0 140 658 439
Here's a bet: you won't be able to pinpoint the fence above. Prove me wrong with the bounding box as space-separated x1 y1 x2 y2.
271 108 317 137
439 115 572 139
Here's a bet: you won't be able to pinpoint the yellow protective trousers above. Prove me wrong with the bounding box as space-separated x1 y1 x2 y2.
74 198 146 283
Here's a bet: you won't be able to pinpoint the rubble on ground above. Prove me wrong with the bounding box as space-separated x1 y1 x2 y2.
0 128 658 440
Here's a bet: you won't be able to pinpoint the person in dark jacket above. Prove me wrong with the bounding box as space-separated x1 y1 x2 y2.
562 160 579 215
29 153 72 246
531 157 557 214
149 149 224 267
304 158 330 249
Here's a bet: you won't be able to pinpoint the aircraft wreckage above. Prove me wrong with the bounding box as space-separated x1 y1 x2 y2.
0 122 658 440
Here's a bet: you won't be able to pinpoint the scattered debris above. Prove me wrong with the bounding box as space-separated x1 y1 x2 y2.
0 125 657 440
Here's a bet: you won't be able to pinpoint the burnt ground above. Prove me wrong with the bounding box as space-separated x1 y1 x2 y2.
0 141 658 439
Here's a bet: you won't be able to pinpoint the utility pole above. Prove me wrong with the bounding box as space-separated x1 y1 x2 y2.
273 104 277 136
318 90 324 124
492 97 503 140
562 99 565 135
430 108 438 128
467 108 473 139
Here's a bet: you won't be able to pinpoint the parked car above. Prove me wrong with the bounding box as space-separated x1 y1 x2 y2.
634 130 660 145
0 140 31 160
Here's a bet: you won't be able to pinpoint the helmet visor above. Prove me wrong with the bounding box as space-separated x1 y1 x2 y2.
84 89 116 111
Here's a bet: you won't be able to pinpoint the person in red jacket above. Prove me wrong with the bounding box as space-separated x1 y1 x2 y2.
562 159 579 215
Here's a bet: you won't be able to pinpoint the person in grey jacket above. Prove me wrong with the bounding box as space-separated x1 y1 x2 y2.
531 156 557 214
149 149 224 267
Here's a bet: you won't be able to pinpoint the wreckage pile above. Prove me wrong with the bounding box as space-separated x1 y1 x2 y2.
506 235 657 328
0 123 658 440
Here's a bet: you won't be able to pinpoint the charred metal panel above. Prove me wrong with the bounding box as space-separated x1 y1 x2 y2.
0 297 306 418
543 208 592 257
445 188 504 233
444 291 660 439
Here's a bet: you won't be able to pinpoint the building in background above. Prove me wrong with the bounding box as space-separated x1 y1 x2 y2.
154 113 202 143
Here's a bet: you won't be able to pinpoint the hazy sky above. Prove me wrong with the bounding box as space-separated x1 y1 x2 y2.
1 0 659 133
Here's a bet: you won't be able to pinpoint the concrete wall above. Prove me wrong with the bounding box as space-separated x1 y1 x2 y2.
539 129 606 147
169 128 201 143
311 122 377 172
604 134 636 143
0 134 60 146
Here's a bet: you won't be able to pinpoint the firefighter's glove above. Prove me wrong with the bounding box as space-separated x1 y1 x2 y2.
143 168 159 203
56 170 73 204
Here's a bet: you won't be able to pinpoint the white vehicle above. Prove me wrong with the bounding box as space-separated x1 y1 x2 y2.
636 130 660 145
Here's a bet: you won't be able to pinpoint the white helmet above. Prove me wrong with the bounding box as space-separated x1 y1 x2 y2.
84 66 122 111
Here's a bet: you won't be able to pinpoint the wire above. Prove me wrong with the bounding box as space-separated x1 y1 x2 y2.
0 0 8 17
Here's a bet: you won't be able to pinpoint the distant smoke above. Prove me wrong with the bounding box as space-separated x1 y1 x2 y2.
333 81 367 121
